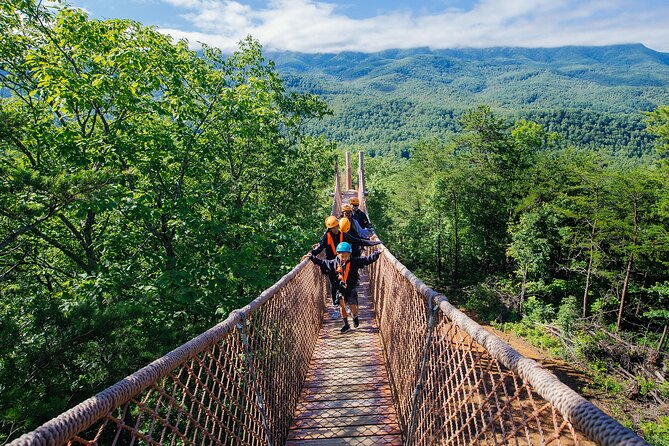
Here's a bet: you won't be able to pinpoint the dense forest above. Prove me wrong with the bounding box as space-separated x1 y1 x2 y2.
0 1 332 441
2 0 669 444
364 106 669 444
270 46 669 157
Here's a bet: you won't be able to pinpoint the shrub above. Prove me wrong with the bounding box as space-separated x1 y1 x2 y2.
523 295 555 324
555 295 580 335
642 416 669 446
460 284 507 323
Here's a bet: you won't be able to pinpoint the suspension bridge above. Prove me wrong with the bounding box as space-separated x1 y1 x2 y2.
10 152 648 445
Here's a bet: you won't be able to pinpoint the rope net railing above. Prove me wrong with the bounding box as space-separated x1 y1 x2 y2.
10 152 649 446
368 248 648 446
10 261 327 446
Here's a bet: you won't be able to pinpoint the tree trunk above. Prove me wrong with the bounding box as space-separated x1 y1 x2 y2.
616 193 638 332
436 219 442 282
616 254 633 332
520 267 528 313
160 213 176 271
583 246 594 318
658 323 668 352
83 209 97 273
583 190 599 318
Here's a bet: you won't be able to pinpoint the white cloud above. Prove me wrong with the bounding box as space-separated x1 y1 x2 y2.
154 0 669 53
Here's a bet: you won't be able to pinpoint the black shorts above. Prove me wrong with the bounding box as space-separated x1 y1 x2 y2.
342 289 358 306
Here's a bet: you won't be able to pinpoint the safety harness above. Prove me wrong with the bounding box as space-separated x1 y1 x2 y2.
326 231 344 257
336 260 351 287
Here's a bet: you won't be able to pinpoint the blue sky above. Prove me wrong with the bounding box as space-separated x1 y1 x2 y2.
67 0 669 53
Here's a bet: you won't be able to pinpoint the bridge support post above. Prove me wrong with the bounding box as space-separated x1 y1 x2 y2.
345 151 352 190
357 151 365 204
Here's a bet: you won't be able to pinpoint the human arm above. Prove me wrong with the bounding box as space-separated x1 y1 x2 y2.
356 249 382 266
345 233 381 247
310 234 327 256
307 253 327 268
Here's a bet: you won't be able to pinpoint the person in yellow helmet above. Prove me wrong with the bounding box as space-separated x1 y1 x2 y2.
338 217 373 257
340 204 370 239
311 215 381 305
349 197 372 233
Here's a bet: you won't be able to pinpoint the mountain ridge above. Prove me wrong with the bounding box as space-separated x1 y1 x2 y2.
268 44 669 156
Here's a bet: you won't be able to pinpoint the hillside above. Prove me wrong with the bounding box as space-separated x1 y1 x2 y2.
270 44 669 156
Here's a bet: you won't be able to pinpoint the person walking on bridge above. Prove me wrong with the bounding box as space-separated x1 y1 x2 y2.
307 241 383 333
311 216 381 305
341 204 370 239
338 217 378 258
349 197 373 234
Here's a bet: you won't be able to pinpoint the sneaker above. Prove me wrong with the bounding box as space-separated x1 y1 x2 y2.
353 316 359 328
340 323 351 333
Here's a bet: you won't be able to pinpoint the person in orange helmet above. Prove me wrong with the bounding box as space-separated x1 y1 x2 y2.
349 197 372 233
311 215 381 305
341 204 370 239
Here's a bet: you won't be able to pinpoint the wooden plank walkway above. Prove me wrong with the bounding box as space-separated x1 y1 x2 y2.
285 268 402 445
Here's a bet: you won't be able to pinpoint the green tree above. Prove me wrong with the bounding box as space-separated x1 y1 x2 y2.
507 205 559 310
0 1 330 438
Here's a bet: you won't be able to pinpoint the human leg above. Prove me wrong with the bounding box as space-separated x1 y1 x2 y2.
339 299 348 318
347 291 360 327
339 297 350 332
328 279 338 305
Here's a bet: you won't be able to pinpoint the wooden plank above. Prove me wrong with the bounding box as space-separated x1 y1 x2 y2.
304 374 387 385
304 376 384 388
313 339 381 347
307 361 385 372
291 413 399 429
299 382 389 396
309 358 383 366
306 364 386 377
295 397 394 412
311 345 382 355
311 346 382 355
302 376 385 387
285 435 402 446
318 329 380 339
299 389 392 403
287 424 401 440
292 406 397 420
304 362 385 371
306 364 384 372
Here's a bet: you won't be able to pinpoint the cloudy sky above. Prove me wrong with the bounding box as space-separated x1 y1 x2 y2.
67 0 669 53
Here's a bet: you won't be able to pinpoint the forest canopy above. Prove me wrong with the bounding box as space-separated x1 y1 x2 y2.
364 105 669 441
2 0 669 443
0 1 332 440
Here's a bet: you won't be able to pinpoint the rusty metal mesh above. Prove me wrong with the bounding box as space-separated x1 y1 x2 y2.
10 156 649 446
367 248 648 446
10 261 326 446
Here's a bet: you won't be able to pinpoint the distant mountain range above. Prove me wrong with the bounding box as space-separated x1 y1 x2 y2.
269 44 669 156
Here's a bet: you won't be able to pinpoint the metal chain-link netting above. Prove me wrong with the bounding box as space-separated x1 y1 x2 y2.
10 153 648 446
10 262 326 446
368 248 648 446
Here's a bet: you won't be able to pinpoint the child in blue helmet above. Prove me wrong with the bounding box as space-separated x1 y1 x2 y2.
311 216 382 306
307 241 383 333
